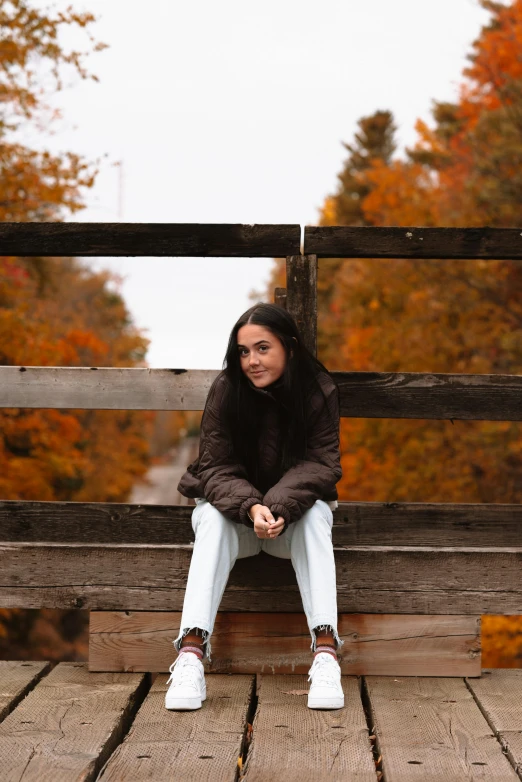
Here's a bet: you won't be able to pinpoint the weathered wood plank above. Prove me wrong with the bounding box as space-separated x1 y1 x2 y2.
0 661 51 723
466 669 522 779
0 662 149 781
98 674 253 781
304 226 522 259
5 223 522 259
0 222 301 257
1 499 520 547
0 367 217 411
286 255 317 355
243 674 375 781
0 545 520 613
89 612 481 677
3 366 522 421
334 370 522 420
364 674 519 780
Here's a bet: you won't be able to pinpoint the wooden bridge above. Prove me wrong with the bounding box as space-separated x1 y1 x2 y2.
1 661 521 780
0 222 521 779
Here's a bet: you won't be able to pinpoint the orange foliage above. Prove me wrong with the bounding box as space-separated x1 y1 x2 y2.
362 160 437 227
0 3 163 659
0 608 88 662
0 2 195 661
0 255 154 504
0 0 106 219
482 616 522 668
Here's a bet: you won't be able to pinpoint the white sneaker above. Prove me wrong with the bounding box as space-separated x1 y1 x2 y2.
165 652 206 710
307 652 344 709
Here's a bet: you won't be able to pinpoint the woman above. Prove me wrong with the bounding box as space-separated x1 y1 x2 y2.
166 302 344 711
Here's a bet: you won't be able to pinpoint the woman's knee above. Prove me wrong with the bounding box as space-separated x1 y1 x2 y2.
192 500 236 538
299 500 333 531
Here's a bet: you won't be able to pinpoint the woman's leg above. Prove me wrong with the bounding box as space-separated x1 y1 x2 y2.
262 500 342 653
173 499 260 660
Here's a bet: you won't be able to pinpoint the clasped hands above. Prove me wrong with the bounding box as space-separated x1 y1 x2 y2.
250 504 285 539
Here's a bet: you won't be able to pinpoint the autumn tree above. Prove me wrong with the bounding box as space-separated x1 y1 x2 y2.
298 0 522 509
320 110 397 228
267 110 399 361
0 0 106 219
0 1 154 659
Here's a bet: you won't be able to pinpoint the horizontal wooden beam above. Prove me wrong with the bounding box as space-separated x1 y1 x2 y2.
336 370 522 420
1 499 521 548
0 544 520 613
2 366 522 420
304 226 522 259
0 367 216 410
0 222 301 257
89 612 481 677
4 223 522 259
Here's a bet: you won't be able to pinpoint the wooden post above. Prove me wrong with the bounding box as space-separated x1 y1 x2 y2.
286 255 317 356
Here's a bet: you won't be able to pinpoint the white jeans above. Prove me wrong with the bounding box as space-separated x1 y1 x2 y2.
173 498 342 660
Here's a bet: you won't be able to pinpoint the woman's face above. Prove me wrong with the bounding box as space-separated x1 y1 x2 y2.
237 324 288 388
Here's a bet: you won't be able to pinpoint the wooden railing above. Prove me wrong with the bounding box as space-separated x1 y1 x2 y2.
1 222 521 676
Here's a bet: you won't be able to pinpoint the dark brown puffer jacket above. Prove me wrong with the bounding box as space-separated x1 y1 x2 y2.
177 369 342 528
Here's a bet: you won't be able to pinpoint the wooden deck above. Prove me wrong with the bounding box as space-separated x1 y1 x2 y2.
0 663 521 780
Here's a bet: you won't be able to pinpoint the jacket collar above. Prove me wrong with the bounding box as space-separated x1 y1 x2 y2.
246 374 284 401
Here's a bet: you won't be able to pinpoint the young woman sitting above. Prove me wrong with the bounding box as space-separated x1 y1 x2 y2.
166 302 344 711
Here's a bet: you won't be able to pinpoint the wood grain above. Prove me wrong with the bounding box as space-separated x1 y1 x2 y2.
0 661 51 722
0 662 149 781
243 674 376 781
334 369 522 420
98 674 254 781
0 544 520 613
0 366 217 411
4 223 522 259
5 222 521 259
466 669 522 779
89 612 481 677
304 225 522 259
286 255 317 356
364 674 519 780
1 498 520 547
3 366 522 420
0 222 301 257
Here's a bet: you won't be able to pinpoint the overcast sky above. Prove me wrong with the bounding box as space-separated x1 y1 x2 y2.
35 0 490 368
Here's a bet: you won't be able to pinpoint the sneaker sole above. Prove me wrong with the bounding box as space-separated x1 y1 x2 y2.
307 696 344 710
165 692 207 711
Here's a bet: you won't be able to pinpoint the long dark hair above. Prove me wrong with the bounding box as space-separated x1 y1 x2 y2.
221 303 337 481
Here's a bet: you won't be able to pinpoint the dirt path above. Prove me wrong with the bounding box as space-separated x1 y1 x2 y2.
129 436 199 506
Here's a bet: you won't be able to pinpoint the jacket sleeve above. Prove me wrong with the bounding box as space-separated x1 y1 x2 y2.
193 373 263 525
262 377 342 525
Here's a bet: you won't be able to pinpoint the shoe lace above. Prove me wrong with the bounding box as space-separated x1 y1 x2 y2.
167 654 202 688
308 653 340 688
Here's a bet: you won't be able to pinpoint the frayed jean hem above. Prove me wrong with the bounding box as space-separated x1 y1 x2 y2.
310 623 344 652
173 625 213 662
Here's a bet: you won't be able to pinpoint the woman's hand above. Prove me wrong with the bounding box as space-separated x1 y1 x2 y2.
251 504 285 539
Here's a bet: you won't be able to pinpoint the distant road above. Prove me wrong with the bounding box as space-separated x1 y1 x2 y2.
129 436 199 506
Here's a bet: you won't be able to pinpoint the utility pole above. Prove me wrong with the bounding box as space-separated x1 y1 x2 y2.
115 159 124 221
